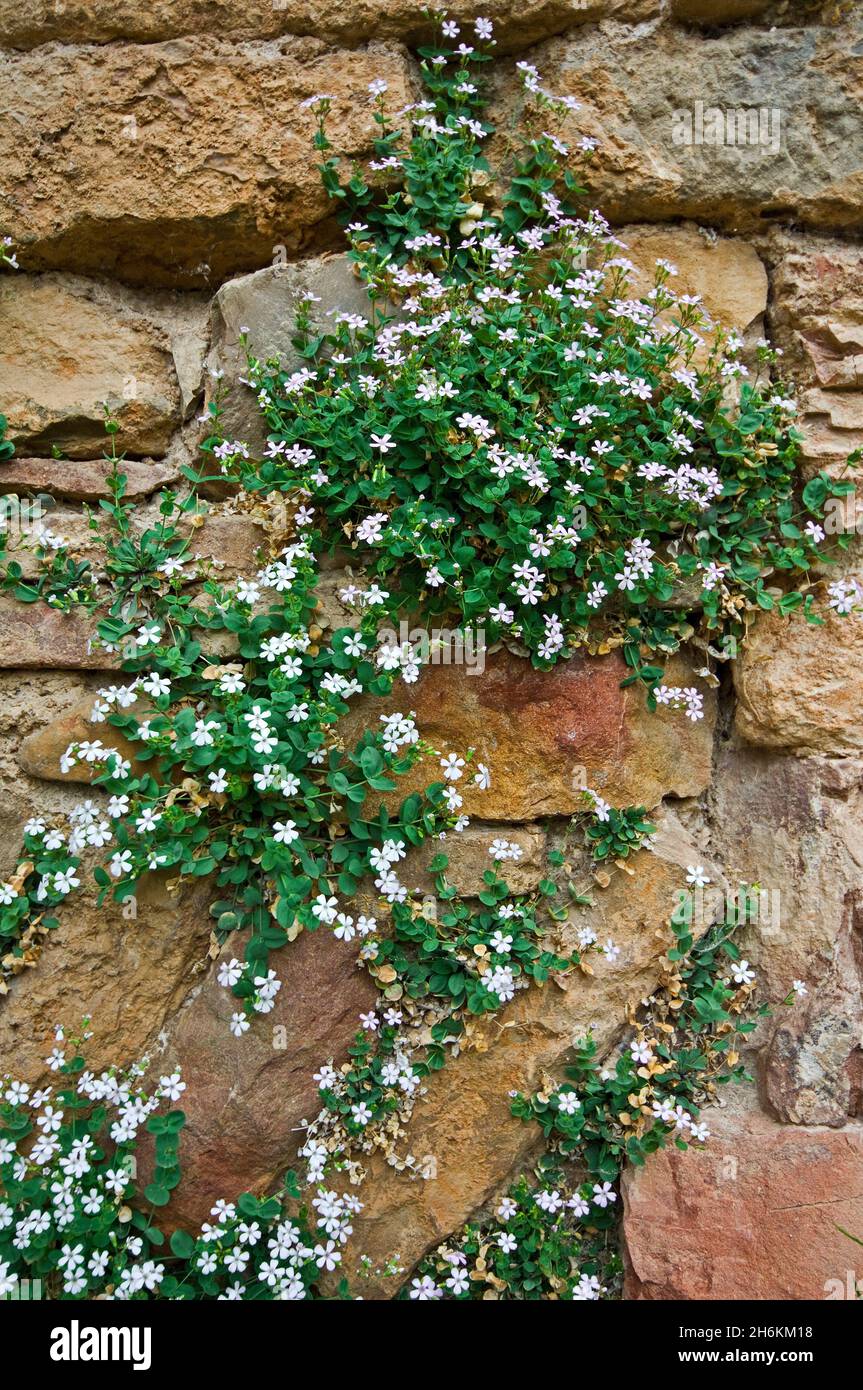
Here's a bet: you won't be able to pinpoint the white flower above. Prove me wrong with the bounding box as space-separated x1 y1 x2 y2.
218 672 246 694
158 1071 186 1102
686 864 710 888
731 959 755 986
369 431 395 453
312 894 338 925
592 1182 617 1208
314 1240 341 1271
572 1273 604 1300
109 851 133 879
440 753 465 781
409 1275 442 1300
190 719 219 747
334 914 355 942
272 820 299 845
140 672 171 699
218 956 241 989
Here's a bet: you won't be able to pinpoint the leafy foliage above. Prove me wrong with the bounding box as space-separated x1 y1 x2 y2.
411 894 772 1300
205 17 861 691
0 1024 353 1300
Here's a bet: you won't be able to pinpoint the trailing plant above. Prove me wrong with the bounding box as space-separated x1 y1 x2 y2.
511 898 768 1179
0 414 651 1188
407 887 792 1300
0 10 831 1305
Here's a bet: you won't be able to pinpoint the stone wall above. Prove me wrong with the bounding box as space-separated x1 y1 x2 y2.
1 0 862 1300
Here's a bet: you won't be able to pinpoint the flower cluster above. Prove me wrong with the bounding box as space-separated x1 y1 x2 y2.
0 1024 359 1301
206 13 860 708
406 1174 619 1300
511 898 772 1186
0 510 480 1001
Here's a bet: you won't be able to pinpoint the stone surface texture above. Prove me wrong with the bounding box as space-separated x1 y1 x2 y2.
622 1091 863 1300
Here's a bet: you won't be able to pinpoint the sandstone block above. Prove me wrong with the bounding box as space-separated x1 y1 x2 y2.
0 278 180 457
0 39 414 287
0 596 116 670
343 647 715 821
492 19 863 234
711 744 863 1128
0 456 181 503
146 925 377 1228
734 562 863 755
0 1 658 54
622 1092 863 1299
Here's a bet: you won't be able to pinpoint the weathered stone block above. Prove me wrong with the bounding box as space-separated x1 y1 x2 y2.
492 19 863 233
766 233 863 471
209 254 374 451
0 456 181 503
0 1 659 54
0 596 117 670
0 39 414 287
18 695 145 785
622 222 768 337
734 563 863 755
671 0 773 22
344 648 715 821
0 278 181 457
711 744 863 1128
622 1092 863 1299
145 925 377 1228
0 876 215 1080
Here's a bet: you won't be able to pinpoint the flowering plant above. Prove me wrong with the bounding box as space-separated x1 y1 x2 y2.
0 1023 362 1300
0 10 824 1303
512 903 767 1180
408 888 785 1301
405 1174 619 1301
203 14 860 699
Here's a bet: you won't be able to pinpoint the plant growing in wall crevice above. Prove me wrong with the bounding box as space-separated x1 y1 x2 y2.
202 14 862 703
0 10 839 1300
405 891 781 1300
